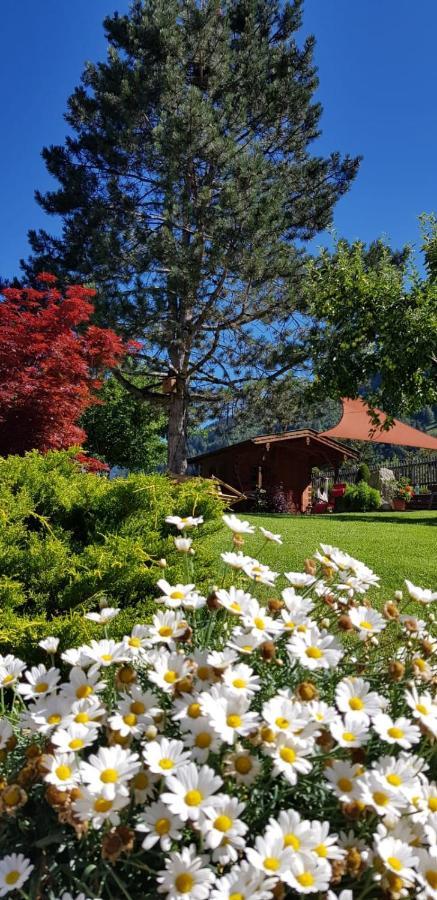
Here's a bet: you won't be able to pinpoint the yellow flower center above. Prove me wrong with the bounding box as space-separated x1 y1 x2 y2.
373 791 389 806
164 670 177 684
285 620 295 629
159 758 174 771
214 814 232 832
69 738 84 750
315 843 328 857
275 717 290 729
387 856 402 872
425 870 437 890
254 617 265 630
55 765 72 781
175 874 194 894
197 666 210 680
94 797 113 813
226 714 242 729
195 732 211 749
185 789 203 807
133 772 149 790
280 746 296 764
76 684 93 699
284 833 300 850
35 681 49 693
100 768 119 784
342 732 357 742
75 712 90 724
359 620 373 630
428 797 437 812
230 894 244 900
306 646 323 659
232 678 247 689
234 755 252 775
123 713 137 727
159 626 173 637
2 675 14 685
387 727 404 739
416 703 429 715
5 871 20 886
386 773 402 787
263 857 280 872
297 624 307 633
297 872 314 887
230 602 241 612
130 701 146 715
349 697 364 711
170 591 185 600
47 714 62 725
414 658 426 671
155 816 170 835
101 654 113 662
187 702 201 718
129 637 141 648
338 777 353 792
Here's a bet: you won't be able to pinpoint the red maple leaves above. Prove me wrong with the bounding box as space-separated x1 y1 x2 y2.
0 275 126 455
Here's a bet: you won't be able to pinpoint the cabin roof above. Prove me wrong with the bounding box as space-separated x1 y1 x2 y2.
189 428 359 464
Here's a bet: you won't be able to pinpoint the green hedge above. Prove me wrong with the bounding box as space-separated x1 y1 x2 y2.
0 451 223 657
340 481 381 512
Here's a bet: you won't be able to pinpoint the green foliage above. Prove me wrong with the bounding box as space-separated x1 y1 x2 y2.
341 482 381 512
0 450 223 643
355 462 371 484
81 375 166 472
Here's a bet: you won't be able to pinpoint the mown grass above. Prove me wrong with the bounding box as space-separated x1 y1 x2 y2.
203 510 437 601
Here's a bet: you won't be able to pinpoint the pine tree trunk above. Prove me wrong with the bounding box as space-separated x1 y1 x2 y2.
167 389 188 474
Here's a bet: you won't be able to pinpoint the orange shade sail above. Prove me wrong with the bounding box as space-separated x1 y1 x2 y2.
321 398 437 450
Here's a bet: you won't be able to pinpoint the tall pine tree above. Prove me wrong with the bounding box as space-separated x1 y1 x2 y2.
25 0 359 472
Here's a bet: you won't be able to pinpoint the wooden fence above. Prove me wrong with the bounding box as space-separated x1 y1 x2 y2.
312 456 437 490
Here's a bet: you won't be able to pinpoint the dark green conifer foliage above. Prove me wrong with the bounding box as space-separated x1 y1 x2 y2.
24 0 359 472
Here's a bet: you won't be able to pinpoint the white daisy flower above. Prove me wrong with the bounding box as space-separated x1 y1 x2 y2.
200 687 260 744
287 625 343 670
375 835 418 883
324 760 363 801
371 753 425 800
165 515 204 530
206 649 238 671
405 686 437 738
137 799 183 851
262 696 307 736
222 663 260 697
73 788 129 829
259 526 282 544
306 820 346 861
268 735 313 784
156 579 197 609
0 656 26 689
243 561 279 586
70 696 106 728
224 749 261 785
148 651 191 693
348 605 386 639
335 677 387 722
81 639 128 675
220 551 253 570
61 666 105 701
123 624 151 655
174 537 193 552
405 579 437 604
227 630 265 654
327 891 353 900
16 664 60 700
266 808 314 855
108 690 159 737
246 831 293 877
143 738 191 776
51 722 98 754
222 514 255 534
191 650 216 684
182 720 221 763
356 773 404 818
373 713 421 749
330 714 370 748
84 607 120 624
161 763 222 822
173 693 205 727
203 796 247 861
24 695 73 734
280 608 312 633
281 589 314 614
157 843 214 899
282 855 332 893
240 600 283 639
38 636 60 654
284 572 316 588
415 849 437 898
131 767 160 804
79 745 140 799
0 720 13 751
215 586 254 616
0 853 33 897
306 700 339 729
211 861 276 900
147 610 188 645
43 752 80 791
60 646 90 668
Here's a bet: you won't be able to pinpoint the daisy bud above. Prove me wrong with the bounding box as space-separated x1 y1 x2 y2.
5 734 17 753
296 681 318 702
370 636 379 646
330 858 347 883
422 638 433 657
116 666 137 688
207 591 220 610
272 883 286 900
101 826 135 863
321 617 331 628
338 614 353 631
233 533 244 548
0 784 27 815
304 558 317 575
144 724 158 741
108 730 132 748
346 846 364 875
16 765 38 788
388 660 405 681
383 601 399 620
316 729 335 752
176 625 193 644
98 594 109 609
267 598 284 612
157 558 167 568
189 548 195 555
46 785 70 808
260 640 276 661
351 747 367 765
25 744 41 761
394 590 403 601
322 593 336 606
343 802 365 822
386 872 405 895
403 617 418 633
174 675 194 695
260 725 276 744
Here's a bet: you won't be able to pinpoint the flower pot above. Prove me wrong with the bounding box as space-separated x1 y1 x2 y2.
392 498 406 511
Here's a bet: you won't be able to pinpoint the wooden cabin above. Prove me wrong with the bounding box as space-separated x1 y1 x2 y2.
189 430 359 513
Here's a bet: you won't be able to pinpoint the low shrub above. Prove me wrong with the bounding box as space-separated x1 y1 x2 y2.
355 462 371 484
0 517 435 898
340 481 381 511
0 450 223 642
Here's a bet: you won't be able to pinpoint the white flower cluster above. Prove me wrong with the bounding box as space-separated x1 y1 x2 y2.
0 515 435 898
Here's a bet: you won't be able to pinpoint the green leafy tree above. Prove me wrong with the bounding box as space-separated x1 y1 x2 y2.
305 228 437 420
24 0 359 473
81 375 166 471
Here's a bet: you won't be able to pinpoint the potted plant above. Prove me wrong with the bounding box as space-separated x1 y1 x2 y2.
392 477 414 510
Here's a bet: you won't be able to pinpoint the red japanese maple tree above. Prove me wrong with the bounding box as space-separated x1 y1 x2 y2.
0 273 126 455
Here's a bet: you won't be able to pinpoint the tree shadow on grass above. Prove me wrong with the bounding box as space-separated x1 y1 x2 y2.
323 514 437 526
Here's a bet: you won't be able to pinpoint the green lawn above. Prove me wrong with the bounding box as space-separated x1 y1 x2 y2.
204 511 437 599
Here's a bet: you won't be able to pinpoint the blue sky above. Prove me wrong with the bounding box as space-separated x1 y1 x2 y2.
1 0 436 278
